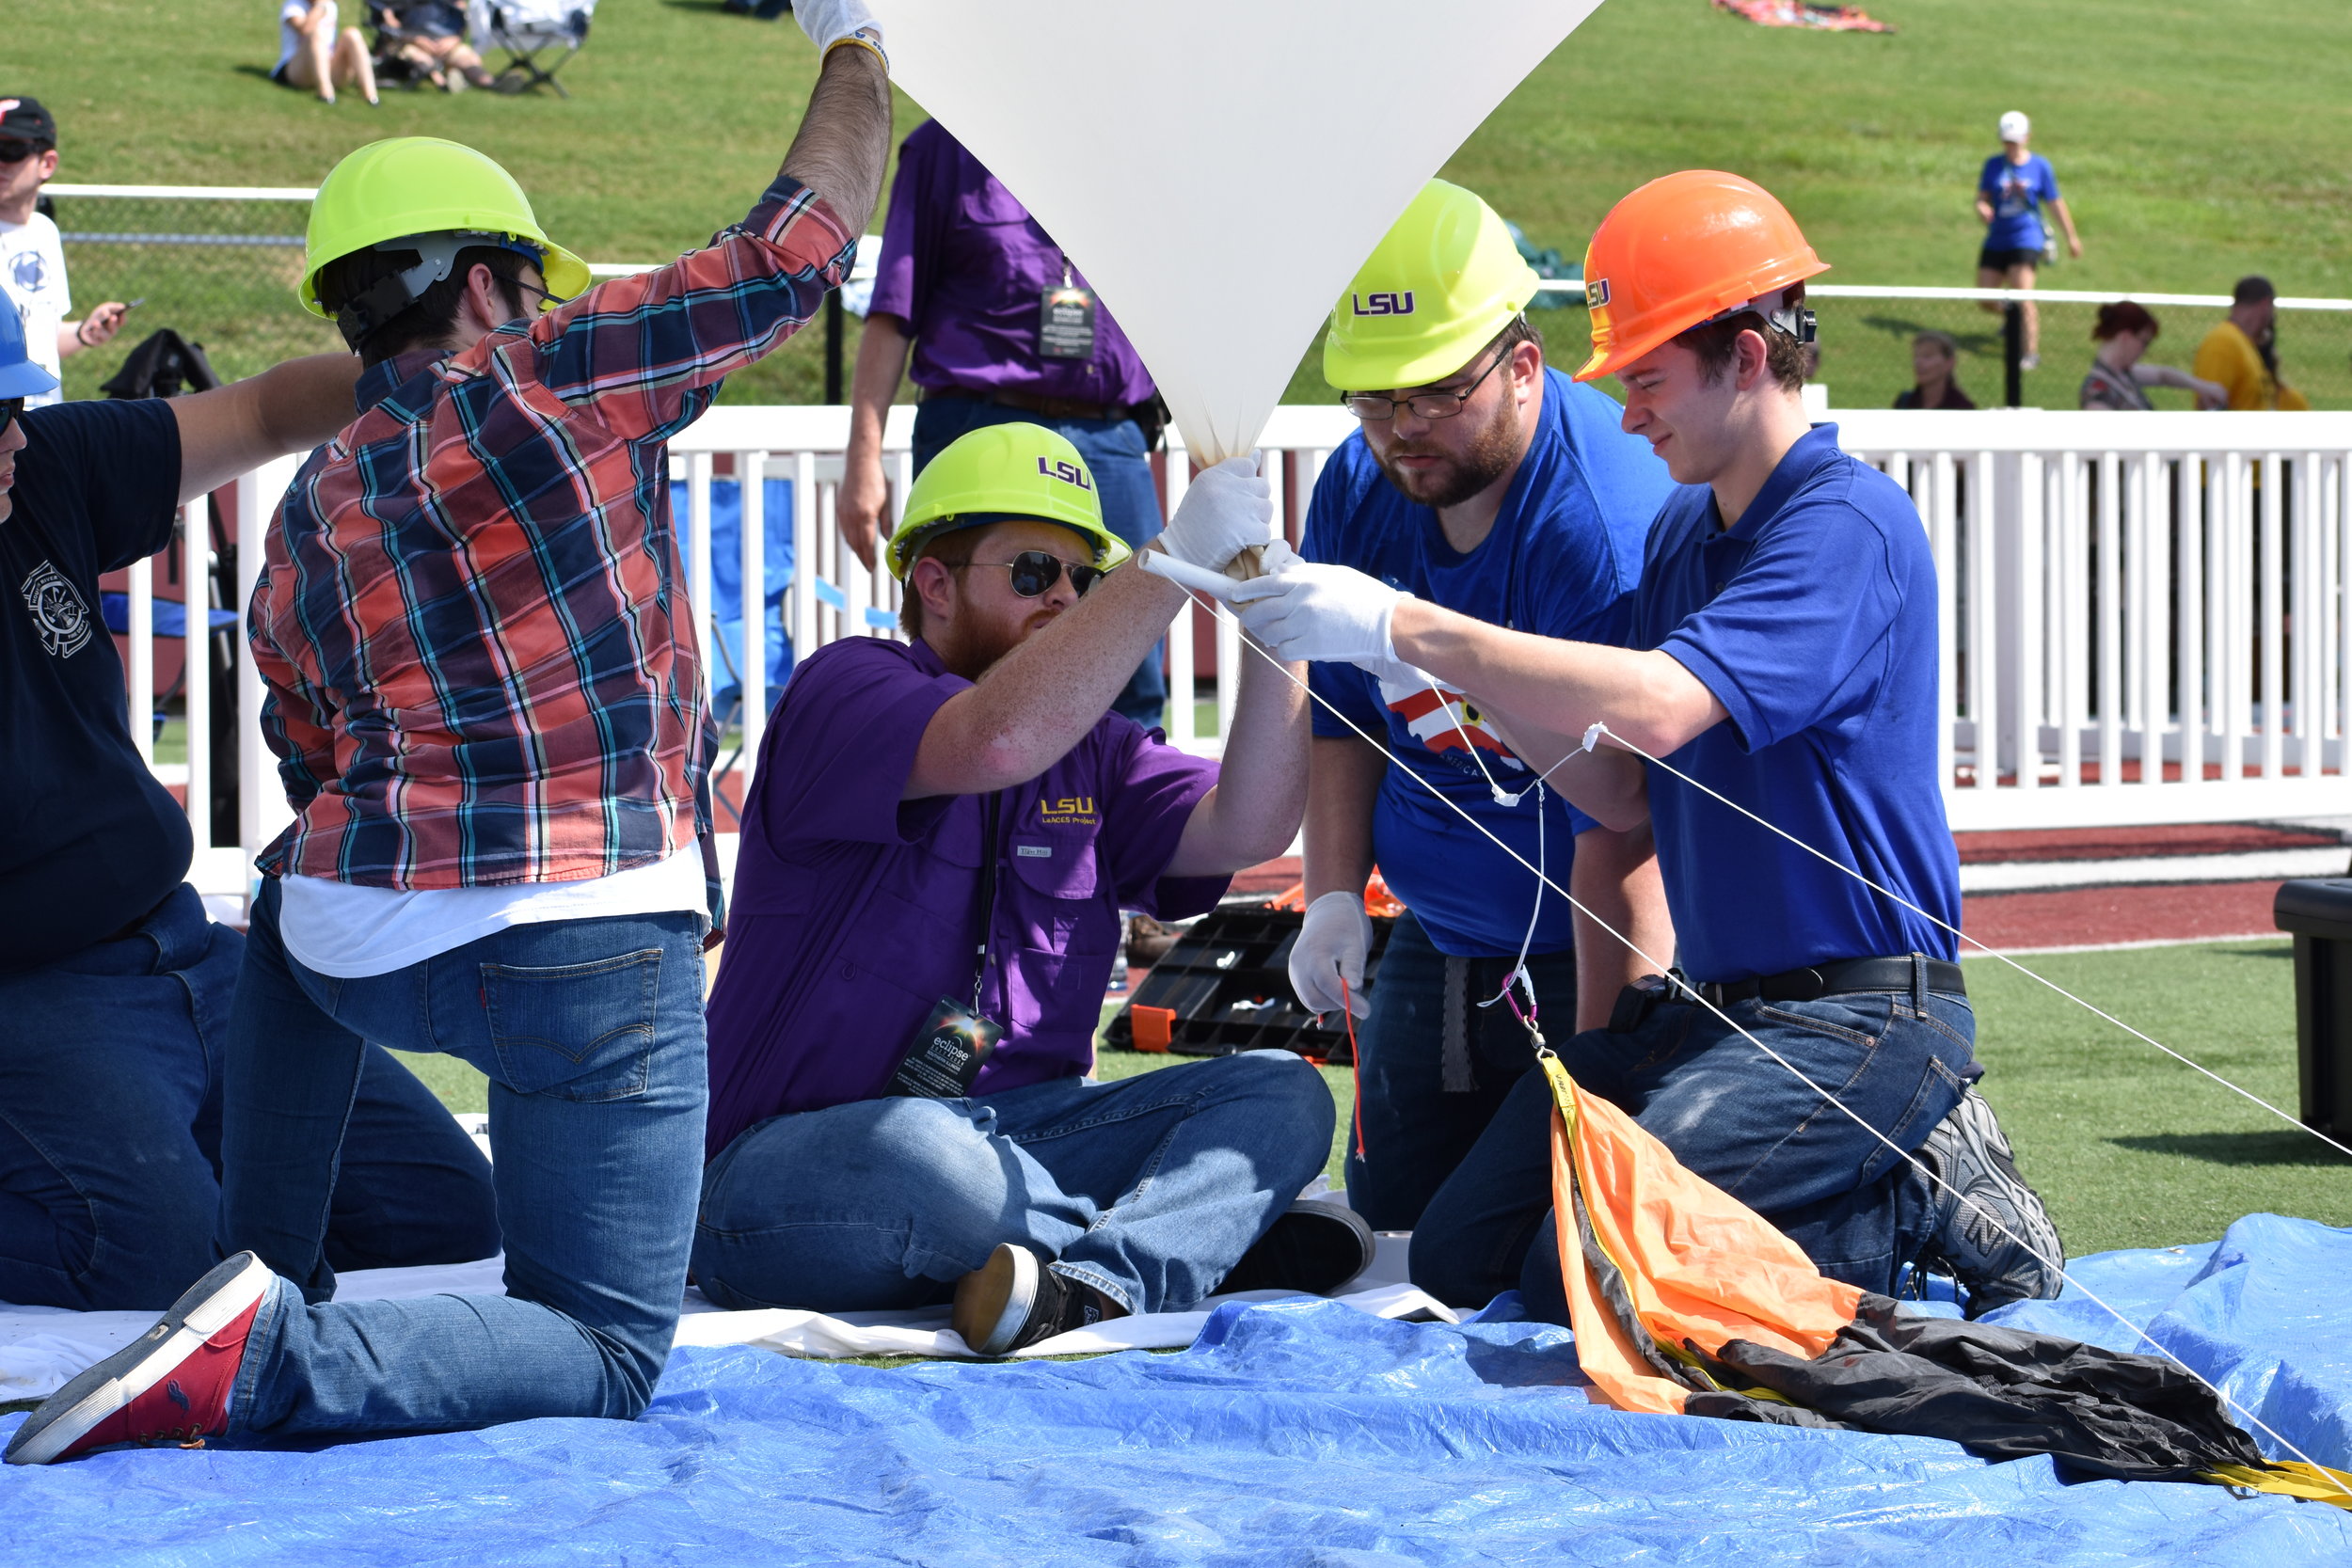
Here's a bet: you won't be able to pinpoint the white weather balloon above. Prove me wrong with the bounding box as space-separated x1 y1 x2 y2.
868 1 1608 467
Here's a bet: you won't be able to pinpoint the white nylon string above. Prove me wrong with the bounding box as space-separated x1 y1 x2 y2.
1588 723 2352 1167
1185 588 2350 1495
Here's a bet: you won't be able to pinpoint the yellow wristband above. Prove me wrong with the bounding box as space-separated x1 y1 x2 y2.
824 27 889 72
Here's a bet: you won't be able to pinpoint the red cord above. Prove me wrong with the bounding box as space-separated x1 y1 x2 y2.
1341 975 1365 1163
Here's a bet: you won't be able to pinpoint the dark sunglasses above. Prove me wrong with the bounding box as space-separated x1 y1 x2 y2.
0 140 49 165
0 397 24 438
957 550 1105 599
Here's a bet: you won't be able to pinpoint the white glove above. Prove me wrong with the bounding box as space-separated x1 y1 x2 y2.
1228 562 1409 666
794 0 886 64
1290 891 1373 1021
1366 656 1439 704
1155 457 1273 574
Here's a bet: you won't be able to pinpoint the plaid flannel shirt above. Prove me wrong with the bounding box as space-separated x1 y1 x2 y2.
250 176 853 893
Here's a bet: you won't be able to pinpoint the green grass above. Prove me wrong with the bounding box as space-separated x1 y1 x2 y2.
19 1 2352 406
397 938 2349 1258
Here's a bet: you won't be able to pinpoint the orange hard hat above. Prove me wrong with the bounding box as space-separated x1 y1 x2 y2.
1573 170 1829 383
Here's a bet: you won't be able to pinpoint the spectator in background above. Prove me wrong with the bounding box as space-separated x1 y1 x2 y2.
1974 110 2080 372
2079 300 2225 412
2194 277 2312 411
273 1 380 106
838 119 1168 729
0 98 128 408
375 3 498 91
1893 330 1976 409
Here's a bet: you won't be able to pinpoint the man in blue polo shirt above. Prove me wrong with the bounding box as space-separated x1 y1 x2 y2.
1289 182 1674 1232
1233 171 2062 1321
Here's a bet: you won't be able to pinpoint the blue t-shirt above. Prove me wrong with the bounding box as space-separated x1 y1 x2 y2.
1636 423 1960 984
1303 367 1672 957
1979 153 2060 253
0 398 190 971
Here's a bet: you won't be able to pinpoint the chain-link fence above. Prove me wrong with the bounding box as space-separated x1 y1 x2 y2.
45 187 2352 414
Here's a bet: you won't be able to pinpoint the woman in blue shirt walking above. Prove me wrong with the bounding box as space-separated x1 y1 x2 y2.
1974 110 2083 370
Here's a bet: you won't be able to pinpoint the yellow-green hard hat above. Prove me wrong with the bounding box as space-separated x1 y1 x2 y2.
299 137 591 331
1323 179 1544 392
886 422 1132 580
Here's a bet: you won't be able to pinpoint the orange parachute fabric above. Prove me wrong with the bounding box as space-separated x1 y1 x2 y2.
1537 1051 1858 1414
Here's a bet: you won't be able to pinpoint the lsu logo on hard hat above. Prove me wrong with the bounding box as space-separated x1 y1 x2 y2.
1035 456 1094 491
1351 291 1416 317
1584 279 1611 309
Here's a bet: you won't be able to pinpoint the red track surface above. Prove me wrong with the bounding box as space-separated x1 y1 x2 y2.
1961 880 2286 951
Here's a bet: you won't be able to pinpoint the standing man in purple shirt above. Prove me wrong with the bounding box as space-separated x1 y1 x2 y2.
836 119 1168 726
698 421 1367 1356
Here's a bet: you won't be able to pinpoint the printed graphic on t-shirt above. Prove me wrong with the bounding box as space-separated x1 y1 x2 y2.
1377 666 1527 773
19 560 93 658
8 245 50 295
1992 169 2037 220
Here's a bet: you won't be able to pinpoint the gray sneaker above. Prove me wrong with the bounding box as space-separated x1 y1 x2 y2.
1911 1085 2064 1319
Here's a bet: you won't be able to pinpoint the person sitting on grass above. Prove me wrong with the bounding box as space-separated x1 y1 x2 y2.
272 0 380 105
2079 301 2226 412
374 1 497 91
694 421 1372 1357
1892 331 1976 410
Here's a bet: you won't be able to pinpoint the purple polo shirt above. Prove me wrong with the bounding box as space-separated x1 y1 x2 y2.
868 119 1157 407
703 636 1226 1154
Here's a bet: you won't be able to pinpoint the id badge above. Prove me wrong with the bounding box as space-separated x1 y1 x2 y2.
887 998 1004 1099
1040 285 1097 360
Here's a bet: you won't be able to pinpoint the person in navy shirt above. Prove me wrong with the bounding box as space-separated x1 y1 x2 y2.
1234 171 2062 1321
1975 110 2082 371
1288 182 1675 1233
0 305 496 1313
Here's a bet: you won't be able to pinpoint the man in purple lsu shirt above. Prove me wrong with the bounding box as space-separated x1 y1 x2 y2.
697 422 1371 1355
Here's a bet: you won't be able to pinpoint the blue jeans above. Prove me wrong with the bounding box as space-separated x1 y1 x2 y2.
913 396 1168 728
217 879 707 1436
0 883 497 1312
1410 977 1978 1318
1344 911 1578 1232
692 1052 1333 1315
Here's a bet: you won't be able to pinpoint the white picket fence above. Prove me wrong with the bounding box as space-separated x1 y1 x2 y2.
136 404 2352 890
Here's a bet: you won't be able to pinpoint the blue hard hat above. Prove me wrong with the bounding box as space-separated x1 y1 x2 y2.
0 302 59 400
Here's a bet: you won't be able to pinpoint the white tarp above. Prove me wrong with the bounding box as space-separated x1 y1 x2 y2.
871 0 1607 465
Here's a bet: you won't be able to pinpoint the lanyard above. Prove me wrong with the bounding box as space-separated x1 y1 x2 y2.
972 791 1002 1014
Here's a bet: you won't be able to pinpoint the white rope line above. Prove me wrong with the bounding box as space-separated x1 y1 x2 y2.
1192 589 2351 1496
1587 722 2352 1166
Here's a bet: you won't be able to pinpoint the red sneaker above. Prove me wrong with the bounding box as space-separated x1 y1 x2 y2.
5 1252 275 1465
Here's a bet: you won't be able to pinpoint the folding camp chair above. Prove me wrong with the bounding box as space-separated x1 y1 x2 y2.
468 0 595 96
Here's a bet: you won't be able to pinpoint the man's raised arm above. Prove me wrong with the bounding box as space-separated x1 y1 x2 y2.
170 354 362 503
783 3 894 235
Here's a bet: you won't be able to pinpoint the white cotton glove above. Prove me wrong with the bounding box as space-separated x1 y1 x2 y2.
793 0 887 65
1290 891 1374 1021
1228 562 1409 666
1155 457 1274 574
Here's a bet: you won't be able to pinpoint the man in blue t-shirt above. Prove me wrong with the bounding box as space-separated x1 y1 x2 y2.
1235 171 2063 1321
0 304 497 1312
1974 110 2082 372
1288 182 1675 1231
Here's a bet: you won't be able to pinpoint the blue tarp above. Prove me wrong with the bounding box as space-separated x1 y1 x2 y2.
671 476 796 715
7 1213 2350 1565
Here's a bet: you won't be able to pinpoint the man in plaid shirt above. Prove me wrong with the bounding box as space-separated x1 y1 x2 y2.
8 2 892 1466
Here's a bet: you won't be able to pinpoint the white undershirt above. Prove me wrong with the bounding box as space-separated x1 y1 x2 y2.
280 844 707 979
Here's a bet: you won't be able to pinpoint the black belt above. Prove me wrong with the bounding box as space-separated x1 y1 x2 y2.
921 384 1137 425
1686 954 1965 1008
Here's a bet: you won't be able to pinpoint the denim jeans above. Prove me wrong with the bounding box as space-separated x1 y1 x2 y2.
692 1051 1333 1316
912 396 1168 728
1343 911 1578 1232
217 879 707 1436
0 883 498 1312
1410 976 1979 1318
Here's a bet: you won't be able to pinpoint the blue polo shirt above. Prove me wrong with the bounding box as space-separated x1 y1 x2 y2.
1635 423 1960 983
1303 367 1671 957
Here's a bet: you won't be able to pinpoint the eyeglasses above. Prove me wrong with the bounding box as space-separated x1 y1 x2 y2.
1340 343 1511 421
0 140 48 165
955 550 1105 599
0 397 24 438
